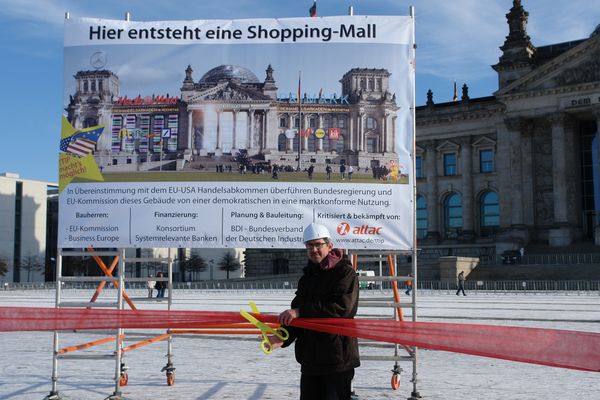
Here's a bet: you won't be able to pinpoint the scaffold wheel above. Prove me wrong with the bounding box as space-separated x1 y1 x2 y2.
390 373 401 390
119 372 129 386
166 371 175 386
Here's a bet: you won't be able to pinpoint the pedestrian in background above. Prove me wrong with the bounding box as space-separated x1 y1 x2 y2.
456 271 466 296
404 272 413 295
147 274 155 298
155 271 166 298
307 164 314 180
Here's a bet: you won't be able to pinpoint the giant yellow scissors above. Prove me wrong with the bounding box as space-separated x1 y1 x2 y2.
240 302 289 354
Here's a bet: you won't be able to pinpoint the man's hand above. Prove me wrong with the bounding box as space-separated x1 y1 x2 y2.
264 334 285 350
278 308 299 326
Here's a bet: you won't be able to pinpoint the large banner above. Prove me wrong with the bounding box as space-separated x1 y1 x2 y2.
59 15 415 250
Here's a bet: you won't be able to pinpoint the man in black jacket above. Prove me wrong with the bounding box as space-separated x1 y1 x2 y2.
268 222 360 400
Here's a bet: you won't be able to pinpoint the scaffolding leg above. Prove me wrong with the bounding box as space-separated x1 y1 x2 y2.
119 361 129 386
407 346 421 399
43 393 62 400
161 358 176 386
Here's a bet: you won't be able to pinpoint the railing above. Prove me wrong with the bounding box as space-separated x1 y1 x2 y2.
418 280 600 293
495 252 600 265
2 280 599 294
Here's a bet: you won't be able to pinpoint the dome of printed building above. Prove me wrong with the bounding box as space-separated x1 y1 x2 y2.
199 65 260 84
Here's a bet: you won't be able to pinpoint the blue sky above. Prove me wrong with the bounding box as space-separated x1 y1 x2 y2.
1 0 599 183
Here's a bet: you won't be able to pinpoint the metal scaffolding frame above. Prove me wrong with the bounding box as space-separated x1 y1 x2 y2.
45 248 174 400
351 249 421 398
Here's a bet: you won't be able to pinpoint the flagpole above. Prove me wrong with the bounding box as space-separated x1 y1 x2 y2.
409 8 421 400
297 71 302 171
160 139 163 171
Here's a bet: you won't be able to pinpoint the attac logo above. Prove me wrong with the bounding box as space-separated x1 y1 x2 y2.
337 222 351 235
336 222 383 236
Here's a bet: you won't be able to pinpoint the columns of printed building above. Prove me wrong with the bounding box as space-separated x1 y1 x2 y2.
261 109 268 151
317 114 324 152
348 110 355 151
232 110 238 151
247 109 254 149
424 141 440 242
301 113 309 151
358 111 365 151
549 113 574 245
384 112 396 153
216 110 222 151
286 113 294 152
380 114 387 152
459 136 474 239
186 110 193 155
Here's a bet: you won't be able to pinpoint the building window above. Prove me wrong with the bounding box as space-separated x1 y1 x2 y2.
416 156 423 178
366 137 378 153
480 191 499 237
336 135 345 153
278 133 286 151
444 153 457 176
308 135 316 152
91 80 96 92
444 192 462 239
83 80 89 92
294 116 300 128
323 138 330 152
366 117 377 130
480 149 494 173
309 117 317 129
338 116 345 128
279 116 287 128
416 195 427 240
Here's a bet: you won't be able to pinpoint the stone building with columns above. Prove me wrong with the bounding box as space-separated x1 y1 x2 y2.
248 0 600 277
415 0 600 251
66 64 399 174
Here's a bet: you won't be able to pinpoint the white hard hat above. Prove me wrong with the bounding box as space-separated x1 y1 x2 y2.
303 223 331 242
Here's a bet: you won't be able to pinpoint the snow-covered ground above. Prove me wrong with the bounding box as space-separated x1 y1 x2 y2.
0 288 599 399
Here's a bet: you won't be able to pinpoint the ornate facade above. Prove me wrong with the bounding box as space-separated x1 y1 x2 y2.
67 64 399 174
416 0 600 250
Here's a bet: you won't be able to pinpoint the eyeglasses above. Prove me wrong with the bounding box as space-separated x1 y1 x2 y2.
305 241 328 250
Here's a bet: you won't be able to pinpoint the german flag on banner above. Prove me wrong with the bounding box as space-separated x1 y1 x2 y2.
328 127 340 140
309 1 317 17
301 128 313 138
297 72 301 108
